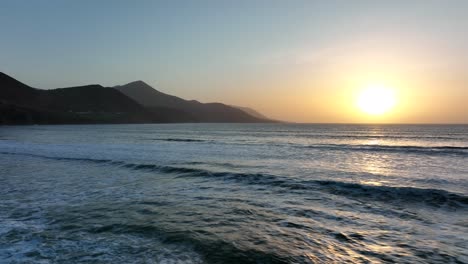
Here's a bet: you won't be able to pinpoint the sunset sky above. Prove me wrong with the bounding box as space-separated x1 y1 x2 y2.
2 0 467 123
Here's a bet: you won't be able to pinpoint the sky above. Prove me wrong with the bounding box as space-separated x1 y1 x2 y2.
1 0 467 123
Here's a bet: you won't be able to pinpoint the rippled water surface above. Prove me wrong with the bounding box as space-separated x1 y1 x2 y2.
1 124 467 263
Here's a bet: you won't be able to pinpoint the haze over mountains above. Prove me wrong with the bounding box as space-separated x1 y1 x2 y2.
0 72 272 125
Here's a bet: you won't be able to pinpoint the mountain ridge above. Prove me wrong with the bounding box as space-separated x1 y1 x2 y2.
0 72 273 124
115 81 272 123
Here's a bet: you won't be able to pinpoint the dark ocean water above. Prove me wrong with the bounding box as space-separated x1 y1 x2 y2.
0 124 467 263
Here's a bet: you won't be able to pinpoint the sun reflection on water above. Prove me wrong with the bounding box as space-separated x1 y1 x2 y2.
360 153 393 176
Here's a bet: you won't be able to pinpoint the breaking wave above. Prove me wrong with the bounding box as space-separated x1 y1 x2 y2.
2 151 467 208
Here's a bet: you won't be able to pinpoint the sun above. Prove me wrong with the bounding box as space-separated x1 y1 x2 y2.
356 85 396 115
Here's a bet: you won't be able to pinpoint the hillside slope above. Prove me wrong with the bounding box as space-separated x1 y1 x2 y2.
115 81 271 123
0 72 154 124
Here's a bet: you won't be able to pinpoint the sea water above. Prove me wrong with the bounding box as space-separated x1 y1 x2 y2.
0 124 467 263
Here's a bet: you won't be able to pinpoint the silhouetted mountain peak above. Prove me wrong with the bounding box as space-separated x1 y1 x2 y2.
133 80 148 85
115 80 272 123
120 80 155 90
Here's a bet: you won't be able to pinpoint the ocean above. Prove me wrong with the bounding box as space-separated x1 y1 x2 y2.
0 124 467 263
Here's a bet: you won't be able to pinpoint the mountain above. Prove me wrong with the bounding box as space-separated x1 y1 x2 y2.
115 81 271 123
1 72 273 124
0 72 155 124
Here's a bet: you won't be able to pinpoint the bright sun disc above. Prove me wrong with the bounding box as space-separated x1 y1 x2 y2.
357 85 396 115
